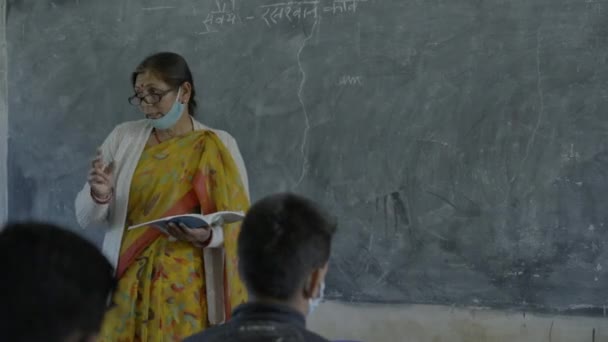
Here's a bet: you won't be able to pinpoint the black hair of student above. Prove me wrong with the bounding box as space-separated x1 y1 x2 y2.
0 222 116 342
238 193 337 301
131 51 198 116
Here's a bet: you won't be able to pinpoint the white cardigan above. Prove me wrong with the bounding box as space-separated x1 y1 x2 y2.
75 118 249 324
75 117 249 267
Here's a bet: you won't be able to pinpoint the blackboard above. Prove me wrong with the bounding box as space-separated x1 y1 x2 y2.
7 0 608 315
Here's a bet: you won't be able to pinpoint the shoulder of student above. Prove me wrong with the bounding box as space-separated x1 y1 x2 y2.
181 328 216 342
193 319 333 342
182 326 330 342
303 329 332 342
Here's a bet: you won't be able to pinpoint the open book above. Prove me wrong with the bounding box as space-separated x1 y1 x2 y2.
127 211 245 235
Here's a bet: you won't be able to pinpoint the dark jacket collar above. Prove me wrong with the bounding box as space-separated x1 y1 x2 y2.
231 302 307 329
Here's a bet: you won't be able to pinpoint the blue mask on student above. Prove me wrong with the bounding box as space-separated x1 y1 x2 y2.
308 281 325 316
147 88 184 130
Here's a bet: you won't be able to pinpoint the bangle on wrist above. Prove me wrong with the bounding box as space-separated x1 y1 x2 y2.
193 230 213 248
91 187 113 205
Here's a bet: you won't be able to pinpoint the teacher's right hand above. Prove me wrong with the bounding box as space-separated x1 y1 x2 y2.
88 149 114 200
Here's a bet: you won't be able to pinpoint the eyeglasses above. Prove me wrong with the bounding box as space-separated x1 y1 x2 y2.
128 88 174 106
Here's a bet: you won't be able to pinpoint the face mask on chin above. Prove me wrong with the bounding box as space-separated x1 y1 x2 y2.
147 88 184 130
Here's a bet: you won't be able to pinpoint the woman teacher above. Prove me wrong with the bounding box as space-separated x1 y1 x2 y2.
75 52 249 341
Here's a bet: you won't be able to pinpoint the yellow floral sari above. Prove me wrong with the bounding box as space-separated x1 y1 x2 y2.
99 131 248 342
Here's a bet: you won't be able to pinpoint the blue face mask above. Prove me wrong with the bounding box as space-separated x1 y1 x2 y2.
307 281 325 316
147 88 184 130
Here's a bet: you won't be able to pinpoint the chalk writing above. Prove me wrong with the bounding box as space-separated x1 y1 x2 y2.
261 0 365 27
560 143 580 163
197 0 367 34
584 0 603 14
323 0 362 15
260 1 319 28
199 2 240 35
338 75 363 86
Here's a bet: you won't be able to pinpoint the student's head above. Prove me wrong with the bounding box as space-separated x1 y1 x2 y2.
238 193 337 315
0 222 116 342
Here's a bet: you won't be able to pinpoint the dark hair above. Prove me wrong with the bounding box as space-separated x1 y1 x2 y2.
0 222 116 342
131 52 198 116
238 193 337 301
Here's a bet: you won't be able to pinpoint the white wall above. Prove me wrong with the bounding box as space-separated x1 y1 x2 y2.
309 301 607 342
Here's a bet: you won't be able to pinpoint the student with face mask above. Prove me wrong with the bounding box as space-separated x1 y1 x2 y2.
185 193 337 342
74 52 250 341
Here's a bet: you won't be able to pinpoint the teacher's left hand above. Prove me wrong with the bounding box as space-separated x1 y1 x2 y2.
167 222 212 246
